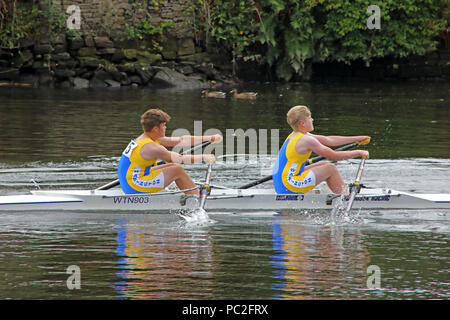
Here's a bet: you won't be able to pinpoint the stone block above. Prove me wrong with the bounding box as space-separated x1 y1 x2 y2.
117 64 136 73
11 50 33 68
18 37 34 48
118 49 138 60
177 38 195 56
105 79 121 87
97 47 116 55
110 70 128 83
84 36 95 47
136 52 162 65
68 38 85 50
0 68 20 80
93 70 113 81
54 44 67 54
54 69 76 79
129 75 142 85
52 52 72 61
32 60 49 71
152 66 208 89
178 52 211 64
78 56 108 68
136 67 155 84
57 80 72 88
34 44 53 55
177 65 194 75
90 77 108 88
161 37 178 60
0 49 13 59
53 34 66 45
78 47 98 57
73 77 90 88
94 36 114 48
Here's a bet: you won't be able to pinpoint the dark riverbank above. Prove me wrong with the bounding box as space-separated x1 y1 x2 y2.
1 34 449 89
0 35 240 89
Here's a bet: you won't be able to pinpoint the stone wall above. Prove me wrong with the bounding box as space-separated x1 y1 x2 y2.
0 0 237 88
54 0 193 39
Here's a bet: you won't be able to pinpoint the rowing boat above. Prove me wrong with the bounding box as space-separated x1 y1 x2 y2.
0 186 449 212
1 140 448 213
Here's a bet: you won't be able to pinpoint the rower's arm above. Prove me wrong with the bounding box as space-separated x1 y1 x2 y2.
158 134 222 147
310 134 370 147
306 136 369 161
141 142 214 164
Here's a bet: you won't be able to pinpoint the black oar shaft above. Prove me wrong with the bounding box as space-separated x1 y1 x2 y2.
238 175 272 190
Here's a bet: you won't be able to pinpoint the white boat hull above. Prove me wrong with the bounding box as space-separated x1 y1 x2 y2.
0 187 449 212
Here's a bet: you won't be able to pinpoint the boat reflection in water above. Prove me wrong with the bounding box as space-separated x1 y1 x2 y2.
271 212 370 299
112 212 370 299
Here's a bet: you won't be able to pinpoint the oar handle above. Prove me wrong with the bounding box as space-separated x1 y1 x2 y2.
358 137 371 145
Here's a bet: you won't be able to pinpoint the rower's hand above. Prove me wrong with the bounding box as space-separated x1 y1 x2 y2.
358 136 371 145
210 134 223 144
358 150 369 159
203 154 216 163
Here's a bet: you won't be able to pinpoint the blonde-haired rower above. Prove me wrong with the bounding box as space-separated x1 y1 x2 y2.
272 105 369 194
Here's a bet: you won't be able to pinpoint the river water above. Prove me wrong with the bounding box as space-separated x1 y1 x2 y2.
0 81 449 300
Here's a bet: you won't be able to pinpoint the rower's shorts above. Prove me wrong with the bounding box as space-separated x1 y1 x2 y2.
120 167 165 194
274 169 316 194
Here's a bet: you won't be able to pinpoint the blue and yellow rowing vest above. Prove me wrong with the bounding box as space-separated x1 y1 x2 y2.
272 132 315 194
117 138 164 194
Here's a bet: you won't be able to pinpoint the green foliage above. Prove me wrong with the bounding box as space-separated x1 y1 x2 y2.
257 0 447 80
121 0 175 50
0 0 80 49
208 1 258 54
321 0 447 60
0 0 40 49
40 0 67 39
190 0 448 81
209 0 260 74
257 0 327 80
187 0 260 74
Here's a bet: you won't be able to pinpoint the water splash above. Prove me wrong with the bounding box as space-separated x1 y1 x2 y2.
176 207 216 226
329 195 364 225
303 195 364 226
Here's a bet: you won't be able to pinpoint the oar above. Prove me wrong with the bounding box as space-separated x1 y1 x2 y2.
238 138 370 189
345 156 367 214
96 140 213 191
